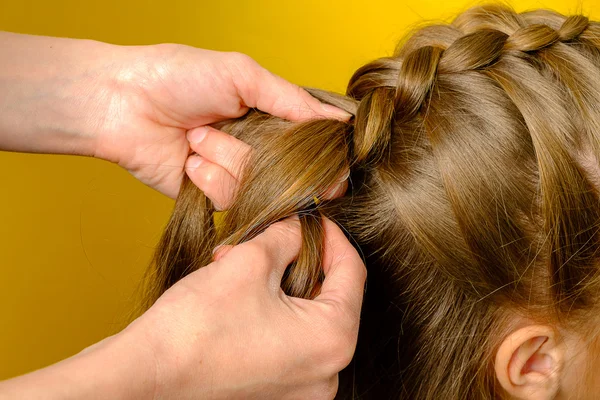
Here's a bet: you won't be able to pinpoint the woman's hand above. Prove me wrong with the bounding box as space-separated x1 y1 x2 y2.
0 32 350 198
127 215 366 399
0 216 366 400
95 44 351 198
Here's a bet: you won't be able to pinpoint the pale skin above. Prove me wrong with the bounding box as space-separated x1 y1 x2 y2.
0 31 363 399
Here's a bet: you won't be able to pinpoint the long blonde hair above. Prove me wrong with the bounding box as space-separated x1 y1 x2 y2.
144 4 600 398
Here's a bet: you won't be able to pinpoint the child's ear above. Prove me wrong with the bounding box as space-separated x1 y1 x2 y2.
495 325 565 400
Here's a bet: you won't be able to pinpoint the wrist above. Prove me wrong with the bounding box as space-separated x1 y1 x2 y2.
86 330 158 400
65 329 157 400
0 32 125 158
125 311 246 400
0 330 156 400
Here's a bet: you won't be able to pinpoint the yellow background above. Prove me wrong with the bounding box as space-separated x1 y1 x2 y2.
0 0 597 379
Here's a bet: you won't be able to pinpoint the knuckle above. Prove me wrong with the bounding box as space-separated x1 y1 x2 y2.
267 220 302 248
275 216 302 234
241 241 271 266
226 51 256 69
325 337 356 373
319 310 358 370
358 261 368 283
223 51 262 98
223 241 270 283
270 220 299 238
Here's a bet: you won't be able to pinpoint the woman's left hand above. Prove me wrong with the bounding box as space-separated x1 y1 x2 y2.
0 32 350 198
93 44 351 198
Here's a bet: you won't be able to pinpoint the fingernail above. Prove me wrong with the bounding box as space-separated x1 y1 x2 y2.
337 169 350 183
323 180 347 200
212 245 223 255
212 245 230 261
332 181 347 196
187 126 209 145
186 155 204 169
320 103 352 120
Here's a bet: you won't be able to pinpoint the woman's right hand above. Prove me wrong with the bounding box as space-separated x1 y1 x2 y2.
0 215 366 400
127 215 366 399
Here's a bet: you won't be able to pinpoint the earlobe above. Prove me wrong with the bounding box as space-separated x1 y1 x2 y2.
495 325 564 400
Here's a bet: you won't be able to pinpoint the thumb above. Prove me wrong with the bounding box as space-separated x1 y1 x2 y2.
215 216 303 292
231 55 352 122
315 218 367 319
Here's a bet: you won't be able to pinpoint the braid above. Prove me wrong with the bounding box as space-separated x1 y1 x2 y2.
335 6 600 398
346 9 591 170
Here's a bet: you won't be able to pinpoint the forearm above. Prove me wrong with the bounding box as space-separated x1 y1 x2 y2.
0 331 155 400
0 31 120 156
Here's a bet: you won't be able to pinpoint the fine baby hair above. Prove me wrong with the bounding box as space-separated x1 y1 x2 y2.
144 3 600 399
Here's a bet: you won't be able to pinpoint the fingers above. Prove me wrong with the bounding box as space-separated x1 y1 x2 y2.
315 218 366 318
228 53 352 122
185 126 252 210
185 125 350 209
209 214 365 317
185 155 238 210
187 126 251 180
321 170 350 200
217 217 302 290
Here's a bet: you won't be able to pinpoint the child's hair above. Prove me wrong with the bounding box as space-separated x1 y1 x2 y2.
143 3 600 398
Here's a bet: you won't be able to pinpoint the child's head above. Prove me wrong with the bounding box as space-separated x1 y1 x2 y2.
147 3 600 398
